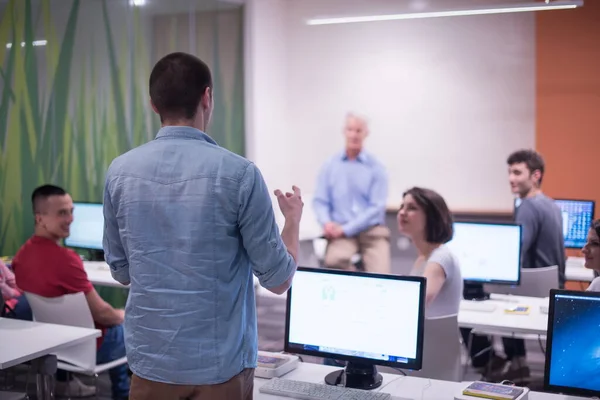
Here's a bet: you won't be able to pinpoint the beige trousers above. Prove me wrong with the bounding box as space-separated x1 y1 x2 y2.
130 369 254 400
324 225 391 274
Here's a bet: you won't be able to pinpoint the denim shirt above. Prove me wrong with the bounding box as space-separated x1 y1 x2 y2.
103 126 296 385
313 151 388 237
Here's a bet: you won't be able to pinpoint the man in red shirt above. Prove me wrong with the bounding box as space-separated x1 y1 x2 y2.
12 185 129 399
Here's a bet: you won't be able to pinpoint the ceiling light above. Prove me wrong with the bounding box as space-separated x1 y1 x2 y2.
130 0 146 6
306 1 583 25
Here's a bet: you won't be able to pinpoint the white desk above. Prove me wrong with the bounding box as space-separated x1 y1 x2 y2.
83 261 128 288
565 265 594 282
0 318 101 369
459 294 548 336
254 363 587 399
565 257 594 282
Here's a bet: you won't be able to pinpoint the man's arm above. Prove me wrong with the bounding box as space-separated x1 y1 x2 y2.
341 165 388 237
515 201 539 265
313 162 332 227
85 289 125 327
238 164 300 295
102 178 130 285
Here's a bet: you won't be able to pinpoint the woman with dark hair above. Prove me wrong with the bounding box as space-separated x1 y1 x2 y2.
397 187 463 317
582 219 600 291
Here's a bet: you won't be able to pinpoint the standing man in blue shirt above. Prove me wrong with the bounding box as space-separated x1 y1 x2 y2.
103 52 303 400
313 113 390 274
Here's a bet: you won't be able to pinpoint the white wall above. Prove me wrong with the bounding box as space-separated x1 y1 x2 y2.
246 0 536 211
244 0 292 193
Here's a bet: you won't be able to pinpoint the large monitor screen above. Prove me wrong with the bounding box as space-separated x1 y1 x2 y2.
554 199 595 249
65 202 104 251
446 222 522 285
545 289 600 397
285 267 425 371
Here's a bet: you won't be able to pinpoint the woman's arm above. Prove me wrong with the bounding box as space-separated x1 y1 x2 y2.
0 261 21 298
422 262 447 305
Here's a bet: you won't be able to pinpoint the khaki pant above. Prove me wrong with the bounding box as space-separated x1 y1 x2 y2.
324 225 391 274
130 369 254 400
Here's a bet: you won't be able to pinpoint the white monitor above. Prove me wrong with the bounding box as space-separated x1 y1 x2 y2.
284 267 426 389
65 202 104 251
446 221 522 285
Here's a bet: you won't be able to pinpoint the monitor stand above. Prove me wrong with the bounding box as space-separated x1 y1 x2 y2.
463 282 490 301
324 362 383 390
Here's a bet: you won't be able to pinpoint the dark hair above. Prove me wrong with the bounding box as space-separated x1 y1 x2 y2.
403 187 454 244
149 52 213 122
592 219 600 238
507 149 545 185
32 184 67 214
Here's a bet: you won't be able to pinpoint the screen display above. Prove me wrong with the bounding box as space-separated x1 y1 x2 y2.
65 203 104 250
446 222 521 284
554 199 595 249
286 269 423 367
547 292 600 395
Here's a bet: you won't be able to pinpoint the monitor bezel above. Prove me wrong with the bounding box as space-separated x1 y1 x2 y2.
64 201 104 251
451 220 523 286
553 198 596 250
284 266 427 371
544 288 600 397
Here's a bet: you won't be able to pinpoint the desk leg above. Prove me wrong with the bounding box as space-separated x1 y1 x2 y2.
30 355 57 400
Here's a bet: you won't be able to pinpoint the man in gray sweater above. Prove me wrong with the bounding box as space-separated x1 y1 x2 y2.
464 150 565 384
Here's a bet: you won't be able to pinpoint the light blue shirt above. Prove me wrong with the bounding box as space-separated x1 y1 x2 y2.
313 151 388 237
103 126 296 385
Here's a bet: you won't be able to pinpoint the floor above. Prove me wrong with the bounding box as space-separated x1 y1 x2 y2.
1 256 550 398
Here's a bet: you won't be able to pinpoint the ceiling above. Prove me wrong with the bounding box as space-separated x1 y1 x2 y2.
0 0 243 16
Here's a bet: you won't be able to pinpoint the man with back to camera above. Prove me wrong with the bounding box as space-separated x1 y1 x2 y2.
12 184 129 399
103 52 302 400
313 113 390 273
463 149 565 384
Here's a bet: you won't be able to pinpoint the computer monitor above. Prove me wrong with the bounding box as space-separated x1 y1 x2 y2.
446 221 522 300
284 267 426 390
64 202 104 255
554 198 595 249
544 289 600 397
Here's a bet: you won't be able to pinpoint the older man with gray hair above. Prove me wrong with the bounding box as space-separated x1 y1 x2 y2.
313 113 390 273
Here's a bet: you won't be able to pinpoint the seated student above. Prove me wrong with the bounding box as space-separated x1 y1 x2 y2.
12 185 129 399
583 219 600 291
397 187 463 317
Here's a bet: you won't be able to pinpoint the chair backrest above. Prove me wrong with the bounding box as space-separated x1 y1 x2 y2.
485 265 559 298
24 292 96 370
406 313 461 382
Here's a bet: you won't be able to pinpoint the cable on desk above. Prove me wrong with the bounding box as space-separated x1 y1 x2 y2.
377 374 405 392
420 379 432 400
537 335 546 355
390 368 407 376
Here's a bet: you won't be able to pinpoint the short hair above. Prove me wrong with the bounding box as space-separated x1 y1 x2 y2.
507 149 545 185
149 52 213 122
346 112 369 126
592 219 600 238
403 187 454 244
32 184 67 214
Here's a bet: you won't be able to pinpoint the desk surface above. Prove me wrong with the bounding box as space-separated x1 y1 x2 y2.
0 318 101 369
83 262 128 288
459 294 549 336
565 257 594 282
254 363 586 399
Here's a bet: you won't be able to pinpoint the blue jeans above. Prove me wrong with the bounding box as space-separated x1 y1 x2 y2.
11 294 33 321
97 325 130 399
